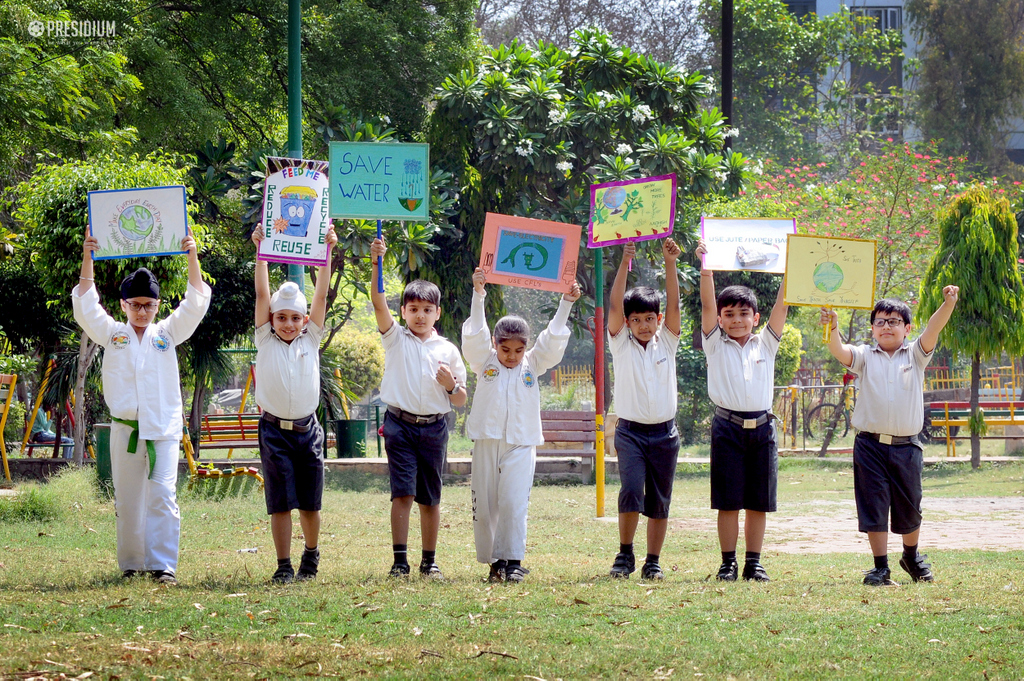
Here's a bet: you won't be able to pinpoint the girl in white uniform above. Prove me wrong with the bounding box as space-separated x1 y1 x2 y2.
462 268 580 582
72 228 211 584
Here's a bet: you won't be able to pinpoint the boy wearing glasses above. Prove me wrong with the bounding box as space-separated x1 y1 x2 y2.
73 228 211 585
821 288 959 586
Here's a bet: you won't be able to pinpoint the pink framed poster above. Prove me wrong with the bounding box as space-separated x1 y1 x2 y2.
479 213 581 293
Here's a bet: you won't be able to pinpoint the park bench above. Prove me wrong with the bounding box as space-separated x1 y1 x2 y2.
537 410 597 480
187 413 262 453
928 401 1024 456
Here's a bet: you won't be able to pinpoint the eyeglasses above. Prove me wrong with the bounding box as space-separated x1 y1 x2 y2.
126 302 159 312
872 318 904 328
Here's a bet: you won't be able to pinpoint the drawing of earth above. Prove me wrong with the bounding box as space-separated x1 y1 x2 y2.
813 261 844 293
118 205 155 242
602 187 627 213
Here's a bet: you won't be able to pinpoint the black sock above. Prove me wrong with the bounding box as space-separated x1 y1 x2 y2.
874 554 889 571
277 557 292 569
620 543 634 556
745 551 761 564
722 550 737 564
645 553 659 565
393 544 408 566
506 559 521 568
422 549 436 564
903 544 918 560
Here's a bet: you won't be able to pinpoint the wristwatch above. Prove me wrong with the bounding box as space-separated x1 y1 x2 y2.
446 380 460 395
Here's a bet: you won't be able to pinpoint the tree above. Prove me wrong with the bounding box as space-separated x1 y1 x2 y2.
905 0 1024 168
918 184 1024 468
700 0 908 163
427 29 746 339
15 153 196 464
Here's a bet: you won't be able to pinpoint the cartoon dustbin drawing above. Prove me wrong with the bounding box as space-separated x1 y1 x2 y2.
278 186 318 237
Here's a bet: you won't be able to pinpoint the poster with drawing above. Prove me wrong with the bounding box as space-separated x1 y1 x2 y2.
479 213 581 293
87 186 189 260
784 234 877 309
328 142 429 221
700 217 796 274
258 157 331 267
587 174 676 247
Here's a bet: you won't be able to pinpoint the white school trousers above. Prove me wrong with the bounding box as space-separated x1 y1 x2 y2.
471 439 535 563
110 422 181 573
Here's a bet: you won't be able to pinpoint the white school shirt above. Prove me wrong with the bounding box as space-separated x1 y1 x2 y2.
846 338 933 436
462 291 572 446
702 324 780 412
254 321 324 420
72 282 212 441
609 323 680 424
378 321 467 416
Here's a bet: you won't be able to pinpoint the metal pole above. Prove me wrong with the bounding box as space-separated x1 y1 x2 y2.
722 0 734 152
594 247 605 518
286 0 304 289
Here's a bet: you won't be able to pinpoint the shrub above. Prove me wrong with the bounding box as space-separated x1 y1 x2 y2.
325 327 385 398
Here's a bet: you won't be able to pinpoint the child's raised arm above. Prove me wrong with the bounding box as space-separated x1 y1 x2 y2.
767 274 789 338
309 227 337 328
79 225 98 294
820 307 853 367
695 239 717 335
252 228 271 327
369 238 395 334
607 242 635 337
663 238 681 337
918 285 960 354
183 233 203 291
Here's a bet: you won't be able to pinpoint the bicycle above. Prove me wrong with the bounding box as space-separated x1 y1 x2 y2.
804 379 855 440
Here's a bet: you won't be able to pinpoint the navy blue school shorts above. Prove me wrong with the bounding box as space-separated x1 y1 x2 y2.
615 418 680 519
258 415 325 515
853 433 923 534
710 412 778 512
382 411 448 506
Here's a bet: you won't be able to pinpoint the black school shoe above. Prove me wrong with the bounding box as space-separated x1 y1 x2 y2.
272 564 295 584
716 559 738 582
609 552 636 578
488 560 507 583
151 570 177 585
388 562 411 578
419 560 444 580
641 562 665 580
863 566 898 586
504 564 529 583
742 561 770 582
122 570 139 579
296 548 320 581
899 554 935 583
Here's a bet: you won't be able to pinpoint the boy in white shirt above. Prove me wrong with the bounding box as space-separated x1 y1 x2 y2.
462 267 581 582
370 238 468 579
607 238 682 580
695 238 788 583
73 228 211 585
252 226 337 584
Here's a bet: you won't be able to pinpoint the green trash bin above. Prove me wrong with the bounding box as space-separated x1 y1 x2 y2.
333 419 367 458
93 423 113 494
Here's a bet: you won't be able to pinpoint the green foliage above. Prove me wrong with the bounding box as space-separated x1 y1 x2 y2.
774 324 803 386
700 0 908 163
918 184 1024 359
3 398 26 442
906 0 1024 167
676 344 712 445
0 485 62 522
324 327 385 399
0 254 67 353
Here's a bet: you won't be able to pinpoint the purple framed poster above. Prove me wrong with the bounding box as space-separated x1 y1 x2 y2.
587 173 677 248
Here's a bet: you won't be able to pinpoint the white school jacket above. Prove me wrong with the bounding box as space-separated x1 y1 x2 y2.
462 290 573 446
72 282 212 441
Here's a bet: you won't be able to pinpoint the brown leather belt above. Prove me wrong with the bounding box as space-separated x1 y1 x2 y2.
262 412 314 433
715 407 772 429
860 432 915 446
387 405 444 425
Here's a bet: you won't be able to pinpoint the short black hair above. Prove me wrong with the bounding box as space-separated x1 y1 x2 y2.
871 298 912 325
494 315 530 345
402 280 440 307
623 286 661 318
717 285 758 314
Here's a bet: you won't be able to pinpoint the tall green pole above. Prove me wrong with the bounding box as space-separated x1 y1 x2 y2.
594 247 605 518
286 0 304 288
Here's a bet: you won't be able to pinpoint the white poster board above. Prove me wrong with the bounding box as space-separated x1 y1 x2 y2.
699 217 797 273
87 186 189 260
258 157 331 267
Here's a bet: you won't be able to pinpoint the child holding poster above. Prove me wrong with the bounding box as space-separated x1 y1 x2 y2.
820 289 959 586
251 226 337 584
462 267 581 582
369 237 468 580
607 238 682 581
73 228 211 585
695 238 788 583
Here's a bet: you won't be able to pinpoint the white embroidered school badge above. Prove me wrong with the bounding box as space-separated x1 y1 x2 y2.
522 369 535 388
110 331 130 349
152 334 172 351
482 366 500 383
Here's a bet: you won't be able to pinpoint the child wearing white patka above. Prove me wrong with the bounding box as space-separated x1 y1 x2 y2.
462 267 581 583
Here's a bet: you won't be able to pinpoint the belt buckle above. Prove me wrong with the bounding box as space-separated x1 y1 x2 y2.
879 433 893 445
416 414 430 424
742 418 757 429
280 419 294 431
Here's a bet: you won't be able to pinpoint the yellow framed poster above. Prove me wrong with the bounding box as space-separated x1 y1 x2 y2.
783 234 877 309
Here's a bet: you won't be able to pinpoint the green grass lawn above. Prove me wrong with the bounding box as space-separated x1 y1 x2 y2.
1 463 1022 679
